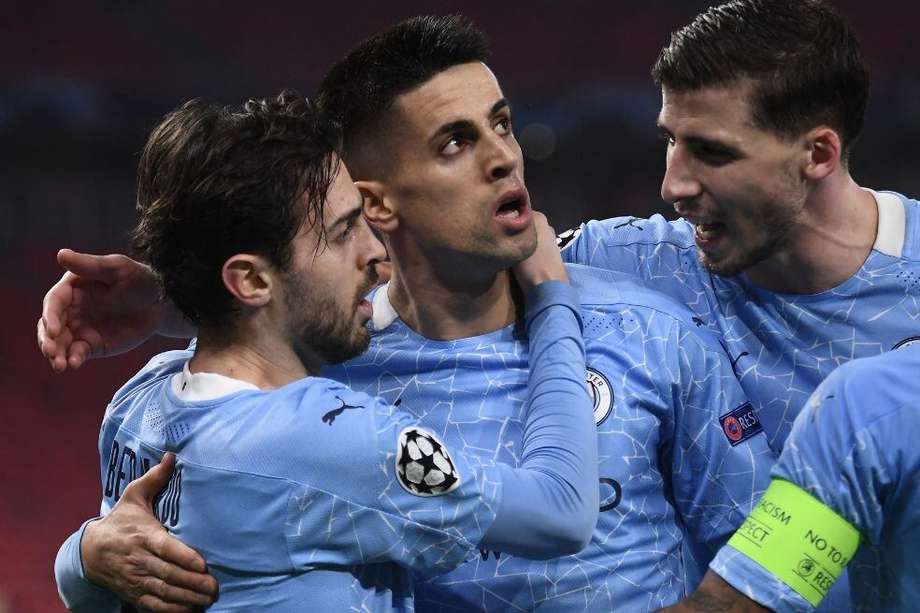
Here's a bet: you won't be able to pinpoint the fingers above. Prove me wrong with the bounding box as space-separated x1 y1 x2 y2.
147 528 210 576
149 552 219 599
124 453 176 504
137 571 217 608
41 270 76 339
135 590 202 613
38 317 68 372
57 248 126 283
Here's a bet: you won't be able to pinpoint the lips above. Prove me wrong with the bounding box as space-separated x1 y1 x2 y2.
493 187 532 231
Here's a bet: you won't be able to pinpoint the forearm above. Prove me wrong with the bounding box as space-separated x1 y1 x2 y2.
481 281 599 558
661 571 772 612
54 519 121 613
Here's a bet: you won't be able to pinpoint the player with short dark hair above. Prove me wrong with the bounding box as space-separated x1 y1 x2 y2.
663 344 920 612
51 90 604 612
558 1 920 609
43 15 775 612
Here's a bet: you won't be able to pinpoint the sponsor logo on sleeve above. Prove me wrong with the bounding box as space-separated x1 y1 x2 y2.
719 402 764 446
395 427 460 496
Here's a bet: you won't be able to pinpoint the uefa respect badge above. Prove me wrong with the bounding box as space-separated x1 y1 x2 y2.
719 402 764 446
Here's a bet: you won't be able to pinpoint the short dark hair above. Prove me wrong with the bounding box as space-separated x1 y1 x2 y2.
133 90 339 329
652 0 869 156
317 15 489 157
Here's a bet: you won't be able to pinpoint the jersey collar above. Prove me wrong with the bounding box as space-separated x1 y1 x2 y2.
871 190 906 258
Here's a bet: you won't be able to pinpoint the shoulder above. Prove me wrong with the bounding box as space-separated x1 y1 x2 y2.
108 348 190 415
566 263 724 353
560 213 695 251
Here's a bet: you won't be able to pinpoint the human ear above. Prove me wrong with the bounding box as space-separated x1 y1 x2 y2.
803 127 842 180
221 254 273 307
356 180 399 233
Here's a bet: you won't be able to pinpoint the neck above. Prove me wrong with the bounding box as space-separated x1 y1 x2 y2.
190 321 318 390
744 174 877 294
386 247 519 340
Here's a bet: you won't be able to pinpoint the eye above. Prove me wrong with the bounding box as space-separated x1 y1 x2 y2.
441 135 465 156
337 217 357 243
657 131 675 147
494 115 512 136
691 144 736 166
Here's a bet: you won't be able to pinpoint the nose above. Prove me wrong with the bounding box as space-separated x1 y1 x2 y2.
357 217 387 271
483 132 519 181
660 143 702 208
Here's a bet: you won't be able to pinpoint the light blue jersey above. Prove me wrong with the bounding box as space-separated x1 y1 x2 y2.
560 191 920 451
55 283 600 613
327 264 775 611
710 344 920 612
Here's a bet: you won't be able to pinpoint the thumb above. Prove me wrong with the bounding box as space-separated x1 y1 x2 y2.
123 452 176 505
57 249 125 284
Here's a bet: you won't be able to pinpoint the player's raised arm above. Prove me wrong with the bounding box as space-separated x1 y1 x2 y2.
38 248 192 372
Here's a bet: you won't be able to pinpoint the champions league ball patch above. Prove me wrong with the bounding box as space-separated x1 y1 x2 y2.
586 368 613 425
556 227 583 251
719 402 764 446
396 427 460 497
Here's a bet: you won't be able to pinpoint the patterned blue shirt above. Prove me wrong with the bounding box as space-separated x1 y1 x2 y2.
327 264 775 611
55 283 599 613
560 191 920 451
710 343 920 612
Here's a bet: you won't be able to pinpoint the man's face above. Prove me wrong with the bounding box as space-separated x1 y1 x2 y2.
382 62 535 272
283 161 385 365
657 84 808 277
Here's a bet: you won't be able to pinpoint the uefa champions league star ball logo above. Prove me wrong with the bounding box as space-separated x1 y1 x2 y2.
586 368 613 426
395 427 461 496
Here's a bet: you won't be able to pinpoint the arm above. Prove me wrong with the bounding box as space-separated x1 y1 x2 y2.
38 249 192 372
479 211 598 556
55 454 217 612
660 570 771 612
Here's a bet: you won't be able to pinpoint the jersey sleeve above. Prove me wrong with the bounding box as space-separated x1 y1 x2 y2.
559 214 695 280
54 519 122 613
710 354 913 611
283 281 597 573
664 318 775 575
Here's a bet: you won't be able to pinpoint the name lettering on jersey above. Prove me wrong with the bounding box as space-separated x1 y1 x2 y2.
719 402 764 446
893 336 920 350
104 439 152 502
154 464 182 528
586 368 613 426
395 427 460 496
322 396 365 425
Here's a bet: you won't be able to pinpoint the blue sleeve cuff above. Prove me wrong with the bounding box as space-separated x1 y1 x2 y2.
710 545 814 613
55 518 121 612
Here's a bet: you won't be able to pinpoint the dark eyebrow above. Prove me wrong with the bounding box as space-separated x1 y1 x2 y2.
325 194 364 234
429 98 513 144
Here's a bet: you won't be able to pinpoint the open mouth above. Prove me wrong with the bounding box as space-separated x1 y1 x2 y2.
495 196 525 219
695 220 726 241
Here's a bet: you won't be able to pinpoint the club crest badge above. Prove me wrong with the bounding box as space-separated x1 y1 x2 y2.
893 336 920 350
586 368 613 426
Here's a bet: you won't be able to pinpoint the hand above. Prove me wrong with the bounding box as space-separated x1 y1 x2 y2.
38 249 193 372
82 453 219 612
512 212 569 293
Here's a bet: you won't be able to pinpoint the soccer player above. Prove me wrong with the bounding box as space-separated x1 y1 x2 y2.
662 344 920 612
51 91 604 612
559 0 920 452
41 17 775 612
